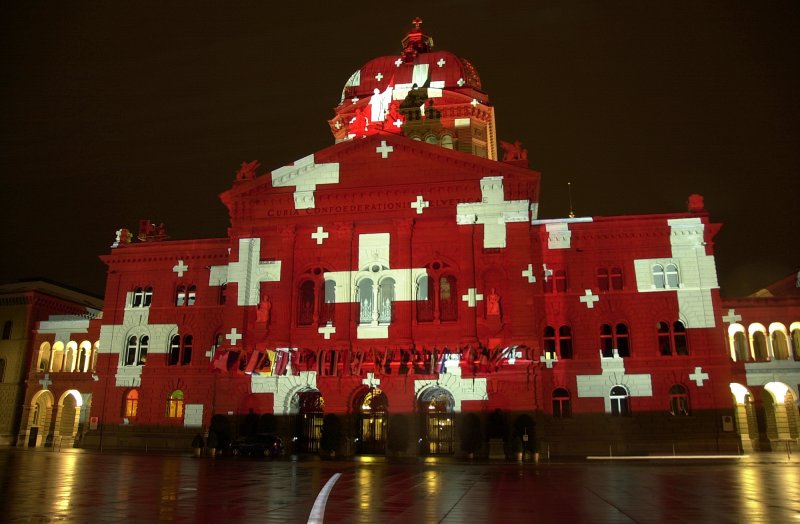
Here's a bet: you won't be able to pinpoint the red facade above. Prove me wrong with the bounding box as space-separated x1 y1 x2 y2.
19 23 799 457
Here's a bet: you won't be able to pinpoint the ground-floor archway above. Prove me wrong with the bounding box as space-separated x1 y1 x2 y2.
419 387 455 455
357 388 387 454
730 382 800 452
295 390 324 453
19 390 54 447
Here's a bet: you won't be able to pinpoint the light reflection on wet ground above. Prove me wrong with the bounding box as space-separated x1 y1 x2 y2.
0 449 797 523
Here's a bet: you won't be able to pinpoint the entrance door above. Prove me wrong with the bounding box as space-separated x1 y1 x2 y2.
421 388 454 455
297 391 324 453
358 389 387 454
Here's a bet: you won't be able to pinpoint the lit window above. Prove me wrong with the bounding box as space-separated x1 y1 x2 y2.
732 331 748 362
752 330 769 361
792 327 800 360
610 386 629 416
552 388 571 418
669 385 689 416
166 390 184 418
37 342 51 372
125 389 139 417
770 329 789 360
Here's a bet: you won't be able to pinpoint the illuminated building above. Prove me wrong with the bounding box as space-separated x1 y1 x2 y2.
0 281 101 447
18 21 799 456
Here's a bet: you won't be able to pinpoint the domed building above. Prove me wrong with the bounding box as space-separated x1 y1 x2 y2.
16 20 799 457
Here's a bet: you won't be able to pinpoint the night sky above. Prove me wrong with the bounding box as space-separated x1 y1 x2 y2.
1 2 797 299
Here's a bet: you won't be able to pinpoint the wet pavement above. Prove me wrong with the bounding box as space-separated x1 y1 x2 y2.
0 448 798 523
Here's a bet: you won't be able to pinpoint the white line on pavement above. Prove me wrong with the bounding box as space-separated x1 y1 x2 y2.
307 472 341 524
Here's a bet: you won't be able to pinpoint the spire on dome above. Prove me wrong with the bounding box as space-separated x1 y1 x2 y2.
401 16 434 63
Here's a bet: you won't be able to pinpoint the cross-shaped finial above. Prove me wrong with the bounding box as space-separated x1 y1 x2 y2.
412 17 423 30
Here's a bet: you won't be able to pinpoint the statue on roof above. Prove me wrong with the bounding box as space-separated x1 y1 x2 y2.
236 160 260 181
500 140 527 162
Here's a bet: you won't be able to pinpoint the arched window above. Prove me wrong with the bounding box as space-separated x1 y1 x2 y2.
610 267 624 290
187 285 196 306
669 385 689 416
91 341 99 372
78 341 91 372
416 275 434 322
132 287 144 307
37 342 51 372
297 280 315 326
616 324 630 357
610 386 629 416
143 287 153 307
138 336 149 365
597 268 609 291
600 324 613 357
64 342 77 372
770 328 789 360
358 279 374 324
126 336 138 366
732 331 748 362
378 278 396 323
439 275 458 322
2 320 11 340
665 264 679 288
425 134 437 144
125 389 139 417
440 134 454 149
320 280 336 325
51 342 64 372
752 331 769 361
176 285 186 306
652 265 665 289
552 388 571 418
558 326 573 359
543 326 556 360
168 335 180 366
792 326 800 361
181 335 193 365
166 390 184 418
219 283 228 305
658 321 689 356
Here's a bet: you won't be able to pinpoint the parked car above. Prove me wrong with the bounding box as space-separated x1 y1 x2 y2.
229 434 284 457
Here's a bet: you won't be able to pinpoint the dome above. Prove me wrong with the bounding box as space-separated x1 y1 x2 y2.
339 51 483 104
329 18 497 160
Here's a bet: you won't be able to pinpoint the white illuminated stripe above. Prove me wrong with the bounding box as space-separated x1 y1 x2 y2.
307 473 341 524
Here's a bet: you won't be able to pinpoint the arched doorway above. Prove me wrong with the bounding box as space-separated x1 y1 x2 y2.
296 390 324 453
23 390 54 447
357 388 388 454
54 390 82 449
419 388 455 455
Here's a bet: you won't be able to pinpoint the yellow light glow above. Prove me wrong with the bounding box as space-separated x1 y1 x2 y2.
729 383 749 404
